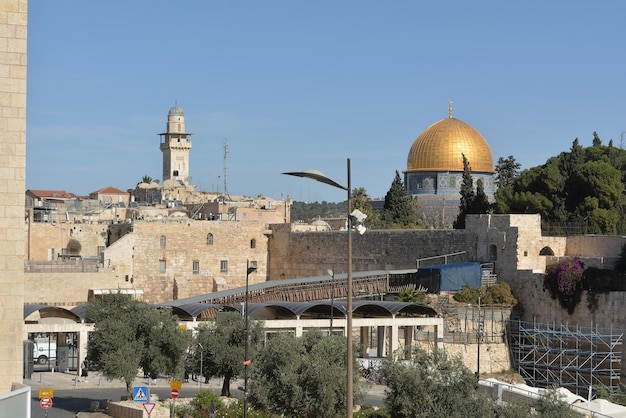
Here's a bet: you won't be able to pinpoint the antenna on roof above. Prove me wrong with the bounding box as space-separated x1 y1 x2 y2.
222 138 231 201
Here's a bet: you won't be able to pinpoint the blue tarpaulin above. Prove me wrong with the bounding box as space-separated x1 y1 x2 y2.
417 262 482 292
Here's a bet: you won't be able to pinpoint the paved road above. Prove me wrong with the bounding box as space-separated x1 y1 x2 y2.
26 371 385 417
27 371 217 418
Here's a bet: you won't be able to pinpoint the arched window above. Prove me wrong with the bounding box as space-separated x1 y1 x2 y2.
250 238 256 249
207 233 213 245
160 235 166 248
488 244 497 261
539 246 555 256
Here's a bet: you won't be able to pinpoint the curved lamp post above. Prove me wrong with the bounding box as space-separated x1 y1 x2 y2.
283 159 354 417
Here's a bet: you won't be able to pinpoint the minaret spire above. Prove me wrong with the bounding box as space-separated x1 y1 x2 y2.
449 99 453 118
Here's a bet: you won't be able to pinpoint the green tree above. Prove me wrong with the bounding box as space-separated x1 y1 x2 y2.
251 330 364 417
453 154 475 229
397 287 426 303
535 387 581 418
380 347 579 418
379 348 494 418
381 171 418 228
352 187 380 229
494 133 626 234
141 175 153 184
85 293 188 396
67 238 82 255
494 155 521 188
193 312 264 397
469 178 491 214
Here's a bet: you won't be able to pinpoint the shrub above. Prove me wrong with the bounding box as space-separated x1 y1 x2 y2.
67 238 82 255
453 283 517 306
483 282 517 305
453 286 481 304
543 257 585 314
190 390 222 418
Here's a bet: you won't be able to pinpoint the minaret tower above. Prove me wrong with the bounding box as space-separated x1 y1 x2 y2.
159 102 192 183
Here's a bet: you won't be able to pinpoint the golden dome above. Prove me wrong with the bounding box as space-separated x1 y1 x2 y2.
406 117 494 173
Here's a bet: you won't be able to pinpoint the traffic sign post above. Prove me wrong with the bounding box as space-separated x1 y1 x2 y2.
38 388 54 399
170 387 180 417
132 385 149 402
40 397 53 418
143 402 156 416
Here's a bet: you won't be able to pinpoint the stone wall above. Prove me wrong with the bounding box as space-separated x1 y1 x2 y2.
26 221 108 260
108 220 271 303
0 0 27 393
24 271 126 308
268 224 479 280
566 235 626 258
508 270 626 376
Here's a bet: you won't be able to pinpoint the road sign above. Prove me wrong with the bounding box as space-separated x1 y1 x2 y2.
132 385 149 402
39 388 54 399
171 388 179 399
143 402 156 415
40 397 53 409
170 379 182 389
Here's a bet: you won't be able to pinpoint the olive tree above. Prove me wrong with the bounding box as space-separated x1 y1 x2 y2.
85 293 189 396
250 330 364 418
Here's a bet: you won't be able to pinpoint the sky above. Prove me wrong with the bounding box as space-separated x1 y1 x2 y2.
26 1 626 203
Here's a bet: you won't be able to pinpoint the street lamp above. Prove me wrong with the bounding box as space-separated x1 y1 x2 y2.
198 342 203 388
244 260 256 418
327 269 335 335
283 158 355 417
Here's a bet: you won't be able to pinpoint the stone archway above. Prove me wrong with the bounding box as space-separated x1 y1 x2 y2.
539 246 554 256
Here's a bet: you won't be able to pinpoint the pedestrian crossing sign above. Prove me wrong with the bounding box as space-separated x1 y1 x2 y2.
133 386 149 402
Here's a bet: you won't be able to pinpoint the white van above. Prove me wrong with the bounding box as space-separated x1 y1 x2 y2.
33 342 56 365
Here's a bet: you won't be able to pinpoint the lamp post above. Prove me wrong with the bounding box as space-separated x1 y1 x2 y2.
198 343 203 388
244 260 256 418
283 159 354 417
327 269 335 335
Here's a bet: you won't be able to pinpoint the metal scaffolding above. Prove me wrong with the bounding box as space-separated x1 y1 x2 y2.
510 320 623 396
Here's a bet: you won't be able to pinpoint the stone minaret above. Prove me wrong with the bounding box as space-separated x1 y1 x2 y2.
0 0 27 392
159 102 192 183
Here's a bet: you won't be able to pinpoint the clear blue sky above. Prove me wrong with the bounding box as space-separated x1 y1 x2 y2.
26 1 626 203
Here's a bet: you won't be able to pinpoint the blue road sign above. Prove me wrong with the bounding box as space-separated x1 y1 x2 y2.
132 386 149 402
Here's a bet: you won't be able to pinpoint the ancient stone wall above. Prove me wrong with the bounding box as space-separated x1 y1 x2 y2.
113 220 270 303
26 221 108 260
268 224 479 280
566 235 626 258
24 271 126 308
507 269 626 376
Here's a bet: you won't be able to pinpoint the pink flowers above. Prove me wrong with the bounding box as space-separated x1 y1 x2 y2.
544 257 585 313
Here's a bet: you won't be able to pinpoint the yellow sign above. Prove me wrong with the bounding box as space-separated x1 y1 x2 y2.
39 388 54 399
170 380 182 389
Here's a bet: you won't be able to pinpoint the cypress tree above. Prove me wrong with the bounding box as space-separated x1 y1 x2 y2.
454 154 475 229
382 171 418 228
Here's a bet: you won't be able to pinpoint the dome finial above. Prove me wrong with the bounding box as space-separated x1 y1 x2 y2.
449 99 453 118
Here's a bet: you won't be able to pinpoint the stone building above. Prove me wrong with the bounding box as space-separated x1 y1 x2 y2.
0 0 27 394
